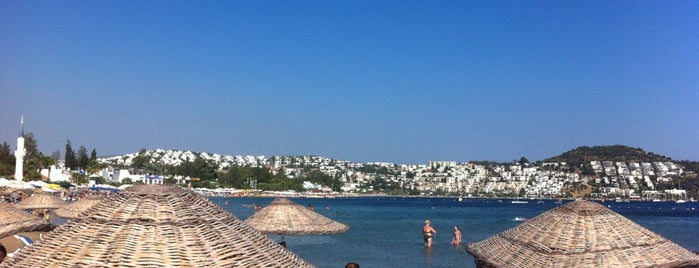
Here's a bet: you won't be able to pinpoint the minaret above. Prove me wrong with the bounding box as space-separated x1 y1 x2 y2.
14 116 26 181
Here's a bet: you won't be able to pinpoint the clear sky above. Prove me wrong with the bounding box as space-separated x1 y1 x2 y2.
1 1 697 164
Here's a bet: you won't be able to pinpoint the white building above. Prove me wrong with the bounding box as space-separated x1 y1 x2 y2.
40 165 72 182
100 168 166 184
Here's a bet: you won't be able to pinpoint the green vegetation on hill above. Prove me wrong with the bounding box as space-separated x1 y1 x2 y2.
542 145 675 173
545 145 673 163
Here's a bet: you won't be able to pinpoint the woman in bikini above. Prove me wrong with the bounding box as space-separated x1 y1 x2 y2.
423 220 437 247
452 225 462 245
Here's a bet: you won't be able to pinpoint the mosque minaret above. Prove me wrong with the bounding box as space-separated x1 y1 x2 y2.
14 116 26 181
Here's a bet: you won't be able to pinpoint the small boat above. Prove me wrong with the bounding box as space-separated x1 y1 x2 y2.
458 196 463 202
676 199 687 204
512 191 527 204
514 217 527 221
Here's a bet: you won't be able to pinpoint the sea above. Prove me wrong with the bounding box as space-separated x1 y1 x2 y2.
210 197 699 268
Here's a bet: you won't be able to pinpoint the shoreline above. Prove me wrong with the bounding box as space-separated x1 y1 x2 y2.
201 192 691 203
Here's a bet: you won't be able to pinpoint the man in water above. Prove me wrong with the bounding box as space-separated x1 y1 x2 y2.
423 220 437 247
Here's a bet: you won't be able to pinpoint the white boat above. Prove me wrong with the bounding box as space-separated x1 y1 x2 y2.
458 196 463 202
676 199 687 204
512 190 527 204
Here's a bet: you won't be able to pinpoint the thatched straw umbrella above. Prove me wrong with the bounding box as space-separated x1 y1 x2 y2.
14 191 67 210
0 202 53 239
244 198 349 244
53 195 104 219
0 185 315 267
467 200 699 268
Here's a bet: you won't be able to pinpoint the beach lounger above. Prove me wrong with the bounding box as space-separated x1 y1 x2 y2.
7 235 34 258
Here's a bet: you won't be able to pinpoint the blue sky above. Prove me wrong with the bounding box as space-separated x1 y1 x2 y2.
1 1 698 164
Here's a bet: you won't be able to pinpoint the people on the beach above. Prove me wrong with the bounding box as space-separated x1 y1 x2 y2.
451 225 461 245
423 219 437 247
308 204 314 211
345 261 360 268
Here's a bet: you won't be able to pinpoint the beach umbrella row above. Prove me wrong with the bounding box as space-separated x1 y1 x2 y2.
0 203 53 239
1 185 315 267
467 200 699 268
13 191 67 210
53 195 104 219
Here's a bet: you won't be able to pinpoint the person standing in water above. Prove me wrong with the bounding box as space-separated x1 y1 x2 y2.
451 225 462 245
423 220 437 247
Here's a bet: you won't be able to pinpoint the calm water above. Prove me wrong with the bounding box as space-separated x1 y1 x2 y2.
211 197 699 268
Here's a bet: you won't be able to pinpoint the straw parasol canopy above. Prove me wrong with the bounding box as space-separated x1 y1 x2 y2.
14 191 68 210
53 195 104 219
467 200 699 268
0 185 315 267
244 197 349 235
0 202 53 239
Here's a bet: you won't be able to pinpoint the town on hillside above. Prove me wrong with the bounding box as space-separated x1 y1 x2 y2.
2 133 697 202
38 148 699 201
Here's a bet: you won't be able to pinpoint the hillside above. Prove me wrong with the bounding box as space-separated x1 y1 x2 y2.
543 145 674 166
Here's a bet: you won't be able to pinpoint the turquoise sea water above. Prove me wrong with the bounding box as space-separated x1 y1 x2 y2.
211 197 699 268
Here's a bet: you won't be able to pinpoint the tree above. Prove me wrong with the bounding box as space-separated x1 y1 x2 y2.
131 149 151 169
77 145 89 169
0 142 15 176
65 140 77 170
22 133 52 180
90 149 97 162
519 157 530 165
51 150 61 161
71 172 87 185
85 148 102 177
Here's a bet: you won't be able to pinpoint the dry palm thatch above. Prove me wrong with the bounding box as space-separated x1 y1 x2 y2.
244 197 349 235
14 191 67 210
0 185 315 268
467 200 699 268
0 202 53 239
53 195 104 219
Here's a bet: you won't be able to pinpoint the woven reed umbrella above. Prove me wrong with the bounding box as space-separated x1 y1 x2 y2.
53 195 104 219
0 202 53 239
244 197 349 245
14 191 67 210
467 200 699 268
0 185 315 267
